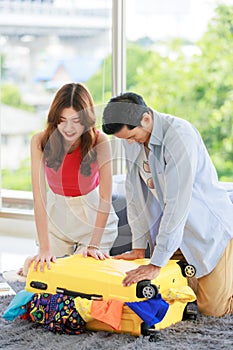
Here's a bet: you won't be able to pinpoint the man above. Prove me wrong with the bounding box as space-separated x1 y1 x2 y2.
102 92 233 317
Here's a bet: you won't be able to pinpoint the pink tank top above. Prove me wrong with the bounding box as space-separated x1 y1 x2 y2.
45 133 99 197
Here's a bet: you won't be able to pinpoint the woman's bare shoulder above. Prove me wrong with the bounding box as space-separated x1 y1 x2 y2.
31 131 45 149
96 130 110 145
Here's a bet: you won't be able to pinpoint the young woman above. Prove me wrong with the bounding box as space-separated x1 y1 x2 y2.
30 82 118 272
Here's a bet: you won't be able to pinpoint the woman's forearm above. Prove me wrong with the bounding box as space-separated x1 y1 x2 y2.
33 199 50 251
89 198 111 246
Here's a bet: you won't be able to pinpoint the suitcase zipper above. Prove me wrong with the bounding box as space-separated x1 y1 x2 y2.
56 287 103 300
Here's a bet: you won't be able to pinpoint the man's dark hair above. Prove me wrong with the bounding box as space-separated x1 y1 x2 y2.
102 92 149 135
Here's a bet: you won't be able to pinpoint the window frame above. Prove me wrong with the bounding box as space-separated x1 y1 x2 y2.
0 0 127 219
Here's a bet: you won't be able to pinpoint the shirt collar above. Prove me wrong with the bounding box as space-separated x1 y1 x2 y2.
148 110 163 147
123 110 163 165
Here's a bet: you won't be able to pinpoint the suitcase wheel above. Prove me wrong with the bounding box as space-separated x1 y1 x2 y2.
182 301 198 321
141 322 161 341
136 280 158 299
177 261 196 278
182 264 196 278
141 322 153 335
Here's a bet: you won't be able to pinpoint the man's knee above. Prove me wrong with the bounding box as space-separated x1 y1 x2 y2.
197 295 233 317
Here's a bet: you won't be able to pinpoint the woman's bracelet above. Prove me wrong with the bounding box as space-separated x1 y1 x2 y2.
87 244 100 250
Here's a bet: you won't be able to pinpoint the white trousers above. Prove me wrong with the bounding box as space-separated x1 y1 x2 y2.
46 187 119 257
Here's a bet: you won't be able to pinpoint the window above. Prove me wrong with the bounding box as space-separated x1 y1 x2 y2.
0 0 112 213
125 0 233 182
1 0 233 216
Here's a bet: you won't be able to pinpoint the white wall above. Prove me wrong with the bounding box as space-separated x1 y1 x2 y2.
0 217 37 239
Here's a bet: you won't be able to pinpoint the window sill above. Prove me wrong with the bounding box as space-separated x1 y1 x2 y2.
0 208 34 220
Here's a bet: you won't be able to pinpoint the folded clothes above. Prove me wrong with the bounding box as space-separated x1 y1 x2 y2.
3 290 34 321
4 286 193 332
126 294 169 327
91 299 124 330
29 293 86 335
163 286 196 303
74 296 93 322
74 297 124 330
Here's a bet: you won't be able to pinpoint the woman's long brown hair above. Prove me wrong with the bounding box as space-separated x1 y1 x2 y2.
41 83 97 175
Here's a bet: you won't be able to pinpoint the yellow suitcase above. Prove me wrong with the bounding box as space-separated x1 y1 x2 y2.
25 255 196 336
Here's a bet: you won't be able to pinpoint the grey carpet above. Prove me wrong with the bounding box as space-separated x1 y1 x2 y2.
0 277 232 350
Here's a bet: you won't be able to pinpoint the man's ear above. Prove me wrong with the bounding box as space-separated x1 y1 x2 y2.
140 112 151 127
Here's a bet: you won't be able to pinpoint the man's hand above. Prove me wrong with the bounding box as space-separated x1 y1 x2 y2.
122 264 161 286
113 249 145 260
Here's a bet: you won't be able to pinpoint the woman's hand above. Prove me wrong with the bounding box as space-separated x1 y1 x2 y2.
32 250 56 272
83 246 109 260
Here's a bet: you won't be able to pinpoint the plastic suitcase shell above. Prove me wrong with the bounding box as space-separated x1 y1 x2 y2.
25 255 190 336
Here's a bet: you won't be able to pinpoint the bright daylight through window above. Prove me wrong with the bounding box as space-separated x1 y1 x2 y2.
125 0 233 181
0 0 233 215
0 0 112 214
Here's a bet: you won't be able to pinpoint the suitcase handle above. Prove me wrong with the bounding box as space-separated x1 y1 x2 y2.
30 281 48 290
56 287 103 300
